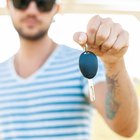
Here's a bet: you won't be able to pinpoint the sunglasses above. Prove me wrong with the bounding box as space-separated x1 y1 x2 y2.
11 0 56 12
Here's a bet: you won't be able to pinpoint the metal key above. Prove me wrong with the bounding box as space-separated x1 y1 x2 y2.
79 45 98 101
88 79 95 101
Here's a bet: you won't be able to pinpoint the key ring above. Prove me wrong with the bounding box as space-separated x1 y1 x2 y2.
83 44 88 52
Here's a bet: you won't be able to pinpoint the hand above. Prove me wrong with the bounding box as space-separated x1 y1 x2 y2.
73 15 129 66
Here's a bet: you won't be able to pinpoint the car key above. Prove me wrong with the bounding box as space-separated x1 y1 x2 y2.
79 45 98 101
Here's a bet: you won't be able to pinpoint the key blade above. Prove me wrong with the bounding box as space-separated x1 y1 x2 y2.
88 79 95 101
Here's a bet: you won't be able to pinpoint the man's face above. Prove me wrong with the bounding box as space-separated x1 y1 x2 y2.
7 0 58 40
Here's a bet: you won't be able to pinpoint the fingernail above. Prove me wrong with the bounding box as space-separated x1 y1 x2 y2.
79 33 87 45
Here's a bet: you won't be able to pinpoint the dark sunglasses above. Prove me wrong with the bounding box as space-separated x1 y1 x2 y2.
11 0 56 12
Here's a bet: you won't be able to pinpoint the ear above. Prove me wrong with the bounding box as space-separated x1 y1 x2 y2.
6 0 12 15
52 4 61 15
55 4 61 13
6 0 10 9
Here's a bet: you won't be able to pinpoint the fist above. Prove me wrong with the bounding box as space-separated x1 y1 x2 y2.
73 15 129 65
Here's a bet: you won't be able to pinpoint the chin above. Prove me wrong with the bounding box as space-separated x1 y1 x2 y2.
20 32 47 41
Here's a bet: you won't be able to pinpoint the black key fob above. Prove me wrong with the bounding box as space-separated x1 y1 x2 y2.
79 51 98 79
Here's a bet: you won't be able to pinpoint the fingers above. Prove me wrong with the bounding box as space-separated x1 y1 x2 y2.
86 16 112 47
86 15 128 55
86 15 101 45
101 23 122 52
73 15 129 57
108 30 129 54
73 32 87 47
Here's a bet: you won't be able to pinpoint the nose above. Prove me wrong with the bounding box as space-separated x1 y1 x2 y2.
25 1 39 14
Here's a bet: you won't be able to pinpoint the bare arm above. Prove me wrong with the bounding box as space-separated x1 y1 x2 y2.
73 15 139 137
94 59 138 137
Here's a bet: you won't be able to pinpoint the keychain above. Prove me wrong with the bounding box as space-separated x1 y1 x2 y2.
79 44 98 101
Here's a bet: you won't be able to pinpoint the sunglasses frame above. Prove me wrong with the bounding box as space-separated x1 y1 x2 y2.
11 0 56 12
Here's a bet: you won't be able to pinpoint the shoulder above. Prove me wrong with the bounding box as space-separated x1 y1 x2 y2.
0 57 12 71
58 44 82 56
54 44 82 64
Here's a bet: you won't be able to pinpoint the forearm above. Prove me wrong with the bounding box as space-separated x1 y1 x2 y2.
104 59 139 137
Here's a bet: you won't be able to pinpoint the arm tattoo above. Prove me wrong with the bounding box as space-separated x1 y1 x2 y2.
105 76 120 120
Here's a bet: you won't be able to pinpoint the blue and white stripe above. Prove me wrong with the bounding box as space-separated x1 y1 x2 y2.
0 45 105 140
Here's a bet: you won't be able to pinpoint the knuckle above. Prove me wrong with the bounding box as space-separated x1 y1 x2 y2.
87 26 97 34
102 42 111 49
113 23 122 30
106 17 112 22
96 34 107 42
112 46 119 52
120 30 129 39
93 15 101 20
88 15 100 26
123 30 129 37
102 17 112 24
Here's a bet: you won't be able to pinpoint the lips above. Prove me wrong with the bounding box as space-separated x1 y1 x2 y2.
23 18 39 27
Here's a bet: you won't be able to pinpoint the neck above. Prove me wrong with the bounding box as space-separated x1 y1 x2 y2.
19 36 55 57
14 36 57 78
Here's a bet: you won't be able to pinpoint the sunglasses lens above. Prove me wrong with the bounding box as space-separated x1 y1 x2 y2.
12 0 29 10
37 0 55 12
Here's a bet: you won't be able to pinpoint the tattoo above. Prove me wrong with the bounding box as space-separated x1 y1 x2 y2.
105 76 120 120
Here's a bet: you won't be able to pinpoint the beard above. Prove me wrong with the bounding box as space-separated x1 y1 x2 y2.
11 15 51 41
15 27 48 41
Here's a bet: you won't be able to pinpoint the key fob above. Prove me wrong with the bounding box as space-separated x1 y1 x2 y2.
79 51 98 79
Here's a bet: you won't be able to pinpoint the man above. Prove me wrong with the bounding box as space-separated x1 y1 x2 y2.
0 0 138 139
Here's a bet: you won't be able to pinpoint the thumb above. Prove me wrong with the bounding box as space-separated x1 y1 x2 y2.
73 32 87 46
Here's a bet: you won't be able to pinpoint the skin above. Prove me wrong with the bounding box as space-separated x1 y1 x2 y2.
73 17 139 137
7 0 59 77
7 0 138 137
